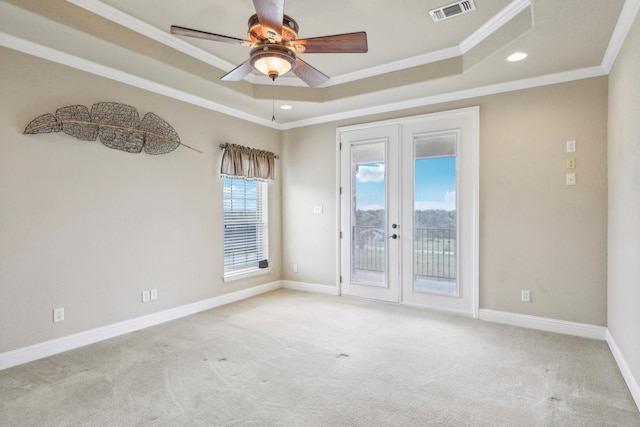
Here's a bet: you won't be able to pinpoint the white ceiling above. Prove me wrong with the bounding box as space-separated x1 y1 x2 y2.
1 0 638 129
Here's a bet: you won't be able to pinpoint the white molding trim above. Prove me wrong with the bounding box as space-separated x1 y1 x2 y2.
66 0 530 88
0 281 281 371
328 46 462 86
1 30 609 131
279 66 607 130
3 279 636 407
0 32 280 130
606 329 640 412
479 309 607 340
65 0 235 72
601 0 640 73
3 0 636 129
281 280 340 295
401 302 475 318
459 0 531 53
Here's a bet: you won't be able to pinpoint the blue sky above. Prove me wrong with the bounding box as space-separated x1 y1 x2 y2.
355 157 456 211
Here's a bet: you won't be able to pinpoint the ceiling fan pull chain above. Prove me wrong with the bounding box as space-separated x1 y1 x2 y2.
271 79 276 122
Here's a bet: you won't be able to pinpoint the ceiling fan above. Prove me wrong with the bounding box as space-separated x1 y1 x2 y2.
170 0 368 87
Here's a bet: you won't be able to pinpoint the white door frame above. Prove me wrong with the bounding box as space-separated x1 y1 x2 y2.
336 107 479 318
338 124 401 303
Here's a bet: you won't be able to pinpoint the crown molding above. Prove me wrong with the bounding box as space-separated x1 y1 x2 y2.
459 0 531 53
601 0 640 73
65 0 235 72
66 0 532 88
0 32 280 130
327 46 462 86
279 66 607 129
2 30 609 131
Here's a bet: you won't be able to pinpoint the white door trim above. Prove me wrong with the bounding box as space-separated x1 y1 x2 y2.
337 107 479 318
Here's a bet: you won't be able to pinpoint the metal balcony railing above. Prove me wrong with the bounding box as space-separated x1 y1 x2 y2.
352 226 456 280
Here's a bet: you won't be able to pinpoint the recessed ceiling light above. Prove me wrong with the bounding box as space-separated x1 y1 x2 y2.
280 104 293 110
507 52 528 62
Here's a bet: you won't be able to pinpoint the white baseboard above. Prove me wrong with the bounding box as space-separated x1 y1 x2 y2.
479 309 607 340
0 281 281 371
401 301 474 318
0 284 623 377
606 329 640 412
281 280 340 295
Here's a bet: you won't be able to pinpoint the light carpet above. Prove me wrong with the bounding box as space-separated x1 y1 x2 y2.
1 289 638 426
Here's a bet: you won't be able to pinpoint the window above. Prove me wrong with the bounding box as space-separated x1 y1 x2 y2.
223 177 268 277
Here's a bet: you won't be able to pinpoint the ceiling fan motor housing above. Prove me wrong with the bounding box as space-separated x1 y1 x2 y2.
248 14 299 42
170 0 366 87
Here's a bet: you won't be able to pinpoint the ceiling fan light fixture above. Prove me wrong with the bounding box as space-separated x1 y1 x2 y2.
251 45 297 80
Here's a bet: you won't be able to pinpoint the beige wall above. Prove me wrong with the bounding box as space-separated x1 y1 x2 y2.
282 77 608 326
0 43 613 355
608 10 640 395
0 47 282 353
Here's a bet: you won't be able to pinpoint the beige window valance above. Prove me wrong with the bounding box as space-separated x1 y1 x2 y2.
220 143 277 182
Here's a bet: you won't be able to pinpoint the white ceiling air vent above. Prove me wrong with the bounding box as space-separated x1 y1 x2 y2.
429 0 476 22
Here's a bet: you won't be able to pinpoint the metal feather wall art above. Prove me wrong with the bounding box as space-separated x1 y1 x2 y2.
23 102 202 154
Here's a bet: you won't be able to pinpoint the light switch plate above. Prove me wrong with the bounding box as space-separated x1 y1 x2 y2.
566 140 576 153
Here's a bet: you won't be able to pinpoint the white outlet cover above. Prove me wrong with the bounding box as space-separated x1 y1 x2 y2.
150 288 158 300
53 307 65 323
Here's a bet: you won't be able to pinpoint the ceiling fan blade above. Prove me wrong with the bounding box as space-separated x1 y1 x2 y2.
170 25 253 46
253 0 284 37
290 32 368 53
293 58 330 88
221 60 255 81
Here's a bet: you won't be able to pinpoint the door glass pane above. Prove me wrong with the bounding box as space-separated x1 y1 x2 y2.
413 134 458 295
351 142 386 285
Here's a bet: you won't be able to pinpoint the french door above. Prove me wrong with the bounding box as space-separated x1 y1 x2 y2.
339 124 400 302
339 108 479 317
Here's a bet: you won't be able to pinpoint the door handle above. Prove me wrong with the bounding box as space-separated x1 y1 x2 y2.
387 233 398 239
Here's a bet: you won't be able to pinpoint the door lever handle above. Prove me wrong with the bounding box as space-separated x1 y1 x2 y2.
387 234 398 239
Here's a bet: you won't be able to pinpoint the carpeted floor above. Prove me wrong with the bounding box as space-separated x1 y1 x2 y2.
1 289 638 426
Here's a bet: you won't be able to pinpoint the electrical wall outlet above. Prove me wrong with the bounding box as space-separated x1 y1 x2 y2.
566 173 576 185
566 158 576 169
150 288 158 301
293 264 298 273
53 307 65 323
521 290 531 302
142 290 150 303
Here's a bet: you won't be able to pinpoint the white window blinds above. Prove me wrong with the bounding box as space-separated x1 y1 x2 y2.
223 177 268 275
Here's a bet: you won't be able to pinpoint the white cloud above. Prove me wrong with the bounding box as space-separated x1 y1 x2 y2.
356 164 385 183
444 191 456 208
358 204 385 211
415 191 456 211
